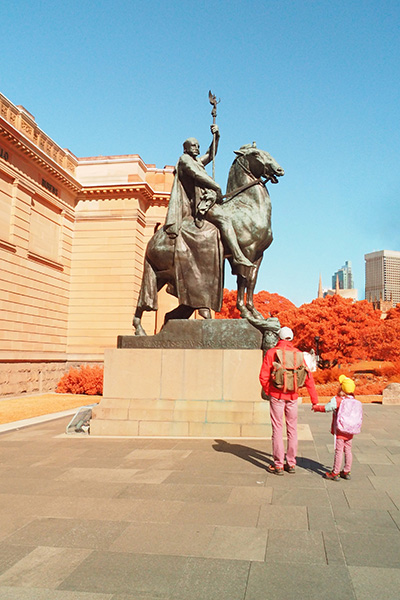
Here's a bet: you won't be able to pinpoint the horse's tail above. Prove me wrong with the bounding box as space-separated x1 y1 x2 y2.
135 256 158 313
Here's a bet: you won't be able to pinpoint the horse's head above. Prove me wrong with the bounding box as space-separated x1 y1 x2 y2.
234 144 284 184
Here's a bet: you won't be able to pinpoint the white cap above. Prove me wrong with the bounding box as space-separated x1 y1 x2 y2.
279 326 293 341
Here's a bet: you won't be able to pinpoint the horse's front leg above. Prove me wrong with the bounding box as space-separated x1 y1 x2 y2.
246 256 264 320
198 308 212 319
236 272 250 318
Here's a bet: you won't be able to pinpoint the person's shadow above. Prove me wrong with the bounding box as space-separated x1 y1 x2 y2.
212 439 326 475
212 439 273 470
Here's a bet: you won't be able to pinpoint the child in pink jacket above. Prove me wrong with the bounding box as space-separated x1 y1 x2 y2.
312 375 356 481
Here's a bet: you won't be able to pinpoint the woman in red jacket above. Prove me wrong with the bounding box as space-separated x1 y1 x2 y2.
259 327 318 475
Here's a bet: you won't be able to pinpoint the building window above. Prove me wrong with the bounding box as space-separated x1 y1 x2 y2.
28 196 61 265
0 174 13 243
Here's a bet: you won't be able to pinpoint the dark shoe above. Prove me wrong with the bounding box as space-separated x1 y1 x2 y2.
323 471 340 481
340 471 351 480
284 464 296 474
267 465 284 476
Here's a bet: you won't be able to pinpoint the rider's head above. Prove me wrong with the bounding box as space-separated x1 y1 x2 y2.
183 138 200 158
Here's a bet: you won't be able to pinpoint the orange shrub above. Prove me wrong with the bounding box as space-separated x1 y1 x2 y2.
56 365 103 395
312 366 342 385
372 362 398 378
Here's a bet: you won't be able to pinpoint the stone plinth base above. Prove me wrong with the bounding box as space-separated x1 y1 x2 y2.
90 347 271 437
118 318 263 350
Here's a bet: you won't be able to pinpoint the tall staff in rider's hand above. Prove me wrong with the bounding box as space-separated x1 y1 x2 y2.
209 90 220 180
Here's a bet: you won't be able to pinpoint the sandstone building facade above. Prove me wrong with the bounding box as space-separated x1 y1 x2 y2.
0 93 175 396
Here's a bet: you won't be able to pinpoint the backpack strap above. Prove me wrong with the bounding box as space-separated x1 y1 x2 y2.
293 350 298 393
282 349 287 393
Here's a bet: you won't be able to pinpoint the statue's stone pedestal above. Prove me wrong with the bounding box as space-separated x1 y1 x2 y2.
91 320 272 438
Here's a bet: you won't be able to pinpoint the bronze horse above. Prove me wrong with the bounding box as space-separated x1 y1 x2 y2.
133 144 284 335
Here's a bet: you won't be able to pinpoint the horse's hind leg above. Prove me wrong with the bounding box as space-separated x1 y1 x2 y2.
236 271 248 318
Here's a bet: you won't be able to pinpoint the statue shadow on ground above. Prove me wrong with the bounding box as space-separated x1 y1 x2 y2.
212 439 327 475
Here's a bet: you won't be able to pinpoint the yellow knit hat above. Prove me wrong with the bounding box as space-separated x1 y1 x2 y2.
339 374 355 394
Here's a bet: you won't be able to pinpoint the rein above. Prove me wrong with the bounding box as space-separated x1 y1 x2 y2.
220 156 265 204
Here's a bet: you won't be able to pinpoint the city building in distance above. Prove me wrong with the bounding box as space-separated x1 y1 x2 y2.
332 260 354 290
318 260 358 301
365 250 400 308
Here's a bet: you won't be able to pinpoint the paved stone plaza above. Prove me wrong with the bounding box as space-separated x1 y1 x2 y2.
0 403 399 599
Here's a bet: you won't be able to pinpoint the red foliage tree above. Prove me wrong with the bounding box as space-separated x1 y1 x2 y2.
252 290 296 317
278 295 382 361
216 289 400 366
385 304 400 321
360 319 400 361
215 289 295 320
215 289 241 319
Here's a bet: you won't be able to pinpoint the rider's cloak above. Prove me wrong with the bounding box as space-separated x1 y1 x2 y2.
163 156 224 312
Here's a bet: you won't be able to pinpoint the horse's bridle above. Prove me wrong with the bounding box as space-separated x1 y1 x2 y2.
220 156 265 204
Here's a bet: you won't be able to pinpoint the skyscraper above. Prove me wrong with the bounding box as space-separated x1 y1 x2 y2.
332 261 354 290
365 250 400 307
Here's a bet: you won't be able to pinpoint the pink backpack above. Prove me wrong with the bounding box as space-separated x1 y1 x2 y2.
336 396 363 435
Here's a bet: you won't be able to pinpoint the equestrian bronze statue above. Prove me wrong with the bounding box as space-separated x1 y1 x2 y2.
132 128 284 336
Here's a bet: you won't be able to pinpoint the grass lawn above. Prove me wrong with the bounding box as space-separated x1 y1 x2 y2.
0 394 101 424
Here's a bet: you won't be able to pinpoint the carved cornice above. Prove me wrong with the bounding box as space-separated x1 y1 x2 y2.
0 120 81 194
77 183 170 208
0 154 76 219
0 93 78 172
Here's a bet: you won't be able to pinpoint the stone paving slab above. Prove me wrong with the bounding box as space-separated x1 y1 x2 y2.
349 566 400 600
265 529 326 564
0 404 398 599
257 504 308 530
59 552 250 599
4 517 130 550
0 546 92 588
339 532 400 567
332 507 400 534
109 521 216 556
246 563 356 600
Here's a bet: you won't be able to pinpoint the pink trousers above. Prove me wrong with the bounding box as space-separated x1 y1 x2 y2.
333 437 353 473
269 397 298 468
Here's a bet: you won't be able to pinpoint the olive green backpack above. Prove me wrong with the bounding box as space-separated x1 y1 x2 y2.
271 349 307 393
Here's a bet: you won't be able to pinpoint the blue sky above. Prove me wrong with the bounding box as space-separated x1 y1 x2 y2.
2 0 399 306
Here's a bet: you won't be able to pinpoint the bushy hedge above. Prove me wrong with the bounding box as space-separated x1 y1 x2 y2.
56 365 103 395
